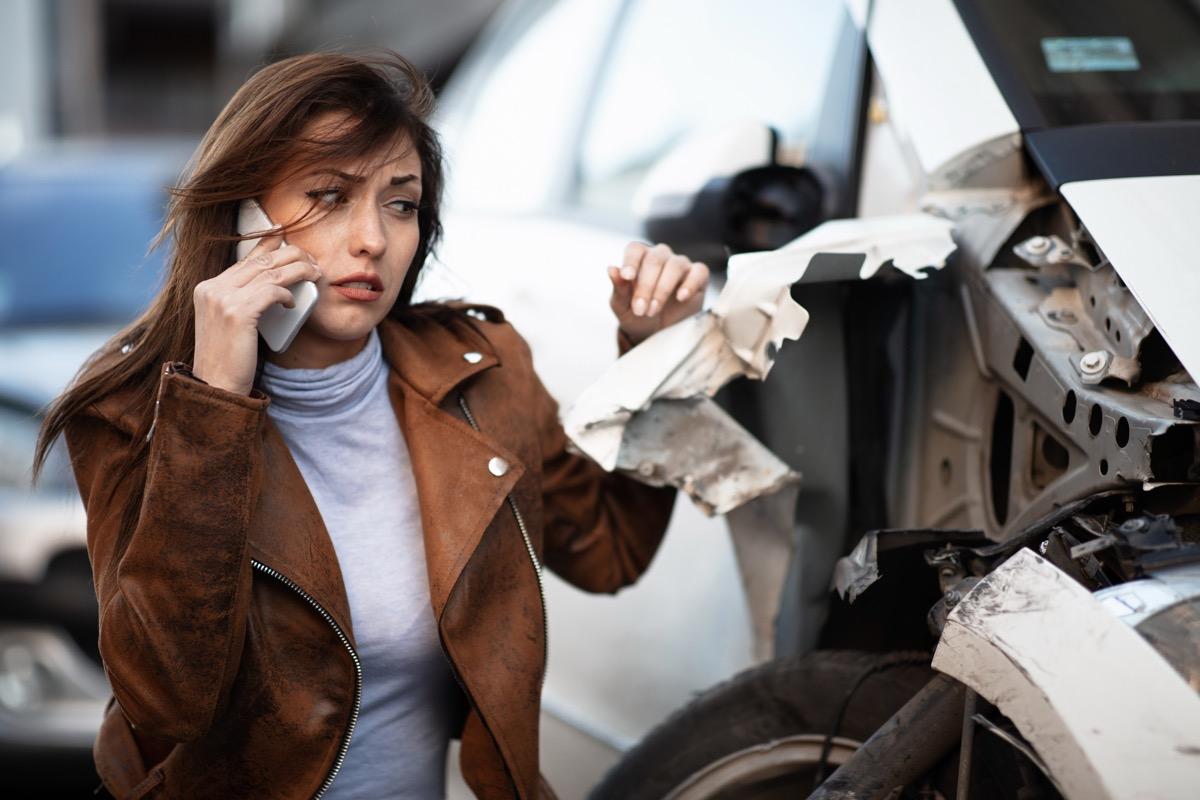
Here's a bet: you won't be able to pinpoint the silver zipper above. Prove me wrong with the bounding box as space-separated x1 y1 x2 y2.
250 559 362 799
146 363 174 442
457 393 548 689
145 399 159 442
148 362 197 443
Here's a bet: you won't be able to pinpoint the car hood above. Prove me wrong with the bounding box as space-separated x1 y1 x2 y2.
1061 174 1200 385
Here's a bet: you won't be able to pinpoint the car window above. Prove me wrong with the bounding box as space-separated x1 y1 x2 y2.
437 0 623 213
573 0 848 218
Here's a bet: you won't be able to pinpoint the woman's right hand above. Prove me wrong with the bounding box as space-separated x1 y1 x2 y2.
192 235 322 395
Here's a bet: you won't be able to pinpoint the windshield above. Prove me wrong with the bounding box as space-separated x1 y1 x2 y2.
957 0 1200 127
574 0 848 216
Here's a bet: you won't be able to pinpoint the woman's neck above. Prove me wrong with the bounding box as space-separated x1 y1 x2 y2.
264 327 370 370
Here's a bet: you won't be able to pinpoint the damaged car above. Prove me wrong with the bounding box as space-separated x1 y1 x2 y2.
574 0 1200 797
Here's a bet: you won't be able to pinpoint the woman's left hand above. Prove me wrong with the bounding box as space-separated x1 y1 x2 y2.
608 242 710 348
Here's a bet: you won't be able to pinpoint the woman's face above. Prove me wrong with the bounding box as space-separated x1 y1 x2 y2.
259 112 423 350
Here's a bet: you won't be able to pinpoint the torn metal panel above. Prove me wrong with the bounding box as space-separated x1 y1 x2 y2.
932 549 1200 800
725 484 800 662
831 531 880 603
721 213 956 284
921 182 1053 267
563 312 751 475
714 214 956 380
565 214 955 514
615 397 799 516
830 527 989 607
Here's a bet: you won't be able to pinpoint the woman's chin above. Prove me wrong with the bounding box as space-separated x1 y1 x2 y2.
304 309 387 342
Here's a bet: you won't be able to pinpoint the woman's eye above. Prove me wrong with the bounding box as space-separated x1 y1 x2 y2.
305 187 346 205
389 199 419 217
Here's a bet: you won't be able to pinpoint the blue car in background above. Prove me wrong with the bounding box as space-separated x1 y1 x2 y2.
0 140 188 793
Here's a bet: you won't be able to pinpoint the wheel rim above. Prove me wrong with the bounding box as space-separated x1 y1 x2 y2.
665 735 862 800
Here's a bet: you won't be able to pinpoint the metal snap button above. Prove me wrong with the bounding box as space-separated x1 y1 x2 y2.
463 351 483 364
488 457 509 476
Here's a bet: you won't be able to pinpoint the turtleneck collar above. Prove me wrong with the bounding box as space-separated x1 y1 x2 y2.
259 327 384 419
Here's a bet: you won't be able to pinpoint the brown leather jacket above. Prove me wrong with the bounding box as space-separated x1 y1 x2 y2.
65 303 675 799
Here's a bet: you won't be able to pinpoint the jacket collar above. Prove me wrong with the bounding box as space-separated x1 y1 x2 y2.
375 310 501 404
245 308 523 641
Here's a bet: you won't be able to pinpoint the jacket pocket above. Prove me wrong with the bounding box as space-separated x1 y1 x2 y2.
125 767 165 800
94 697 169 799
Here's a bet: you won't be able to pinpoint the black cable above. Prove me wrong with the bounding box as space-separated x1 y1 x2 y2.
813 652 933 789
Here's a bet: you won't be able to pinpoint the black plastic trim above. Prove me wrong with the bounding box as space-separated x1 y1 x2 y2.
951 0 1046 129
1026 121 1200 188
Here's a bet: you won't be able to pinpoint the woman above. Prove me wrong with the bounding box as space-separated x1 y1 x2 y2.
34 52 708 799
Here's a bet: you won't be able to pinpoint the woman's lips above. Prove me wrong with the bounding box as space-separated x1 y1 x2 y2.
331 284 383 301
330 273 384 302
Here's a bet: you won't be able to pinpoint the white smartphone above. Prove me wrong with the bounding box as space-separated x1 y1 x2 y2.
236 200 319 353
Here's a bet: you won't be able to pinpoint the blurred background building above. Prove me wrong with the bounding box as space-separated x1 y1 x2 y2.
3 0 501 142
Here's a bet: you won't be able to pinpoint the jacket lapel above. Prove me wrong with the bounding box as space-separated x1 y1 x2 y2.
388 374 524 618
377 313 526 618
246 419 356 639
243 310 522 637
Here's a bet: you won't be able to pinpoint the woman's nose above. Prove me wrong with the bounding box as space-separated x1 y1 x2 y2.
346 201 386 259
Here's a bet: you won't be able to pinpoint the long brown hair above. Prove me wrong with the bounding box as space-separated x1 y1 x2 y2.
33 50 447 493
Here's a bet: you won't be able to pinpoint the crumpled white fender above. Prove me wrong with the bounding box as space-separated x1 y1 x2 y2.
933 549 1200 800
564 213 957 514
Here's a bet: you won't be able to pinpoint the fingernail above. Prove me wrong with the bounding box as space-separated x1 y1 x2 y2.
677 288 689 302
622 267 636 280
648 299 660 316
632 297 646 316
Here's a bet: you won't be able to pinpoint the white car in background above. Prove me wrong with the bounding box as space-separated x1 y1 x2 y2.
422 0 857 793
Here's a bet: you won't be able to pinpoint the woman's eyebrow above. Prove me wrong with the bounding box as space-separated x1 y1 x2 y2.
307 168 363 182
305 168 420 187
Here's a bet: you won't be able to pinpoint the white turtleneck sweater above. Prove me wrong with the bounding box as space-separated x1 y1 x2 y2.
259 328 460 800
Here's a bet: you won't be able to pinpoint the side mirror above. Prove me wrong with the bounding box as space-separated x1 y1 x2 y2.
633 123 828 270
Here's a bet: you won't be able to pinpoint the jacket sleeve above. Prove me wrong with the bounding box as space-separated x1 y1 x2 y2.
535 328 678 594
64 364 268 742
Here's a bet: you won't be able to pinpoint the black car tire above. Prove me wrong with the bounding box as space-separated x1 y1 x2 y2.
588 649 935 800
